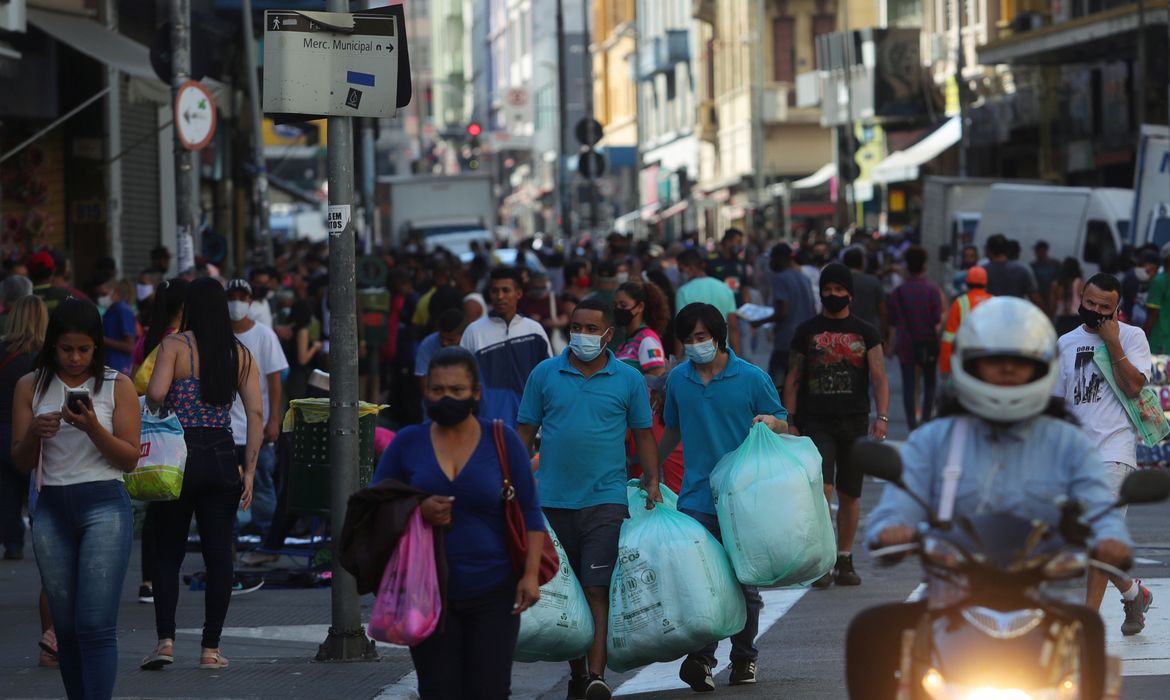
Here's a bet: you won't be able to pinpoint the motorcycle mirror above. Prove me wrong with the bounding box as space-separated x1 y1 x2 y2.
853 439 904 484
1118 469 1170 506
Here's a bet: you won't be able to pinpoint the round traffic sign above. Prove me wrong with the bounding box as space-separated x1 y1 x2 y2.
575 117 603 147
174 81 217 151
578 149 606 178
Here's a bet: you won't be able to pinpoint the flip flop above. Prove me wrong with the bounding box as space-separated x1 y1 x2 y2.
141 640 174 670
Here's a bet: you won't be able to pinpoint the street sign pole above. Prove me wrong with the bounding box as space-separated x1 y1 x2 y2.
171 0 195 272
317 0 377 664
241 0 273 265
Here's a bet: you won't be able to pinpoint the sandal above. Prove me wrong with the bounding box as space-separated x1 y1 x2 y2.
141 639 174 670
199 649 229 670
38 629 58 658
38 649 58 668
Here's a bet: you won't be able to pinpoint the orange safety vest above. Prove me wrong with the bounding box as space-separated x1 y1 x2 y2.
939 288 993 375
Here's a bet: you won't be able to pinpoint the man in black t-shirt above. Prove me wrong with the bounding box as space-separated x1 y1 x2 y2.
707 228 747 304
784 263 890 590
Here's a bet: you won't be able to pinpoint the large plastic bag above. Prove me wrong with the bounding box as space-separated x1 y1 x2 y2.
709 423 835 587
625 477 679 511
515 517 594 662
606 482 746 672
124 410 187 502
368 508 442 646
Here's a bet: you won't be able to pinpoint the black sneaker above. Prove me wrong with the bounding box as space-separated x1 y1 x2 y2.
729 659 758 685
679 657 715 692
231 574 264 596
585 674 612 700
834 554 861 587
811 570 834 589
138 584 154 604
566 673 589 700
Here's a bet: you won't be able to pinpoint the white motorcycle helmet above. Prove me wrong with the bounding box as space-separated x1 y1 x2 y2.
951 297 1058 422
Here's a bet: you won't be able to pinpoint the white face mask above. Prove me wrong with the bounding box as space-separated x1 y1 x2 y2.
227 300 251 322
136 283 155 302
96 294 115 310
1136 267 1151 282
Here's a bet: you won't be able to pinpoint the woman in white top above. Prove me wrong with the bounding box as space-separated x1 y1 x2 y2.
11 298 141 700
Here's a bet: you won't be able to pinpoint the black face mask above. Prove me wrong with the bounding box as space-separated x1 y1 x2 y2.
822 294 850 313
253 286 270 300
613 307 635 328
1078 304 1112 330
426 396 477 426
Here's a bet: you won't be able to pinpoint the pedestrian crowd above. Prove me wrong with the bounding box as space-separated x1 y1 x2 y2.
0 224 1163 699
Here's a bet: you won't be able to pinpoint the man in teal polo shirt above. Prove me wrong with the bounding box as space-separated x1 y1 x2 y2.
658 302 789 692
517 297 660 700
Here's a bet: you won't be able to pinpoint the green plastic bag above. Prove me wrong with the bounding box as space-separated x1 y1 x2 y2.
709 423 835 587
606 482 746 672
514 517 594 662
1094 345 1170 447
124 412 186 501
624 478 679 512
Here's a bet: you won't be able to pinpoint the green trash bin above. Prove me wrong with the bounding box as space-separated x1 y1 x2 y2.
286 399 382 516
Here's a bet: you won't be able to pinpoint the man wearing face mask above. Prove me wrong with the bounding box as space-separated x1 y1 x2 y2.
516 298 659 700
92 272 138 376
226 280 288 539
1052 273 1154 635
675 249 741 356
707 228 747 304
785 263 889 590
656 302 788 691
246 267 276 328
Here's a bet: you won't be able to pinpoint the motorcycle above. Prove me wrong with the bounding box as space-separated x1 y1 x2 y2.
850 441 1170 700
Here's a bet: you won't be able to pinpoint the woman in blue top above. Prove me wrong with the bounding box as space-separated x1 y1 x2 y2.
373 346 544 700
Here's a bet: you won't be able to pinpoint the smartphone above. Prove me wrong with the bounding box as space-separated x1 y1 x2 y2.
65 388 93 413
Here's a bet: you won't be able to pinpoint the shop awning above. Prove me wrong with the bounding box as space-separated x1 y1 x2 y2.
978 5 1167 66
27 8 230 111
870 116 961 184
792 163 837 190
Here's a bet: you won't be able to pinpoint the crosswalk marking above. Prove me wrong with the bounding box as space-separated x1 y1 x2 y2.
1102 578 1170 677
612 588 807 696
176 623 406 650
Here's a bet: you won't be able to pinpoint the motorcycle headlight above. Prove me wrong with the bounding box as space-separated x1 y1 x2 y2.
1041 551 1087 580
921 669 1076 700
922 536 967 570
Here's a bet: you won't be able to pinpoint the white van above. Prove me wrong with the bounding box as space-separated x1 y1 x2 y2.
974 184 1134 274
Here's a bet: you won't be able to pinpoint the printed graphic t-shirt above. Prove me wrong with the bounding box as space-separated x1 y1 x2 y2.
615 326 666 373
790 314 881 418
1053 323 1152 467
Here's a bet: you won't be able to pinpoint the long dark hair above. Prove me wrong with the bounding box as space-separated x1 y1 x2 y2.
34 298 107 400
181 278 245 405
618 280 670 341
144 278 190 358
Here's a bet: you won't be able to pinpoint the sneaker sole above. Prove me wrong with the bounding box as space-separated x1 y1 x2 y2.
231 582 264 597
585 684 612 700
729 677 758 686
679 663 715 693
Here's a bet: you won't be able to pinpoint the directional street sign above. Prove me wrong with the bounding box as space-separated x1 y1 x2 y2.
263 10 399 119
174 80 217 151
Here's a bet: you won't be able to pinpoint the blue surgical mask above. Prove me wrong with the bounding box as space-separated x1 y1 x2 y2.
684 339 718 365
569 331 609 362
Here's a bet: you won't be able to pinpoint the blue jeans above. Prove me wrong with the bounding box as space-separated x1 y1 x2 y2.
680 508 763 666
32 480 133 700
235 443 276 536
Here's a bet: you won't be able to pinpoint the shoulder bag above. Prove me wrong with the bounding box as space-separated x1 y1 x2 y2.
492 419 560 585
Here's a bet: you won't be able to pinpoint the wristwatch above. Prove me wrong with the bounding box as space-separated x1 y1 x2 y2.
876 415 890 423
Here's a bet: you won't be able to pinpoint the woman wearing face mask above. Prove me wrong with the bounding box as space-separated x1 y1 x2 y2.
1050 257 1084 336
92 273 138 377
372 346 545 700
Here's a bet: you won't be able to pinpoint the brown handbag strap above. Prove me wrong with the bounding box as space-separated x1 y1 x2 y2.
491 419 515 500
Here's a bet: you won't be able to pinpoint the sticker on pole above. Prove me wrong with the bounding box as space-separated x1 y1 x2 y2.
174 81 217 151
263 10 399 119
328 205 351 237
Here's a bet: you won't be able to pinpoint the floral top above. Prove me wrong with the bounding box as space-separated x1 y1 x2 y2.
164 334 232 429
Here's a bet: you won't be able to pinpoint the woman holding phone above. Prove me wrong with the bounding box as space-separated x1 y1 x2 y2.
142 277 262 671
10 298 142 699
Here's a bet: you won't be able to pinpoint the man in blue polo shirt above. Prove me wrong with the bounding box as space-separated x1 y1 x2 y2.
658 302 789 692
517 297 660 700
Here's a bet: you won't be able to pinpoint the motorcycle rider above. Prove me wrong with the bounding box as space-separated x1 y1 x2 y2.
850 297 1133 700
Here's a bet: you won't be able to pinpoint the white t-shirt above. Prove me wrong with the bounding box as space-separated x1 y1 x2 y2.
1053 323 1152 466
230 323 290 445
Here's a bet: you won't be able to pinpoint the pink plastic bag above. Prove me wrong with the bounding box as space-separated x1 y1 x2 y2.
367 508 442 645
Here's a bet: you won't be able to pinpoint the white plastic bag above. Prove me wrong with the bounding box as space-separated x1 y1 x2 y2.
124 409 187 501
710 423 835 587
514 517 594 662
606 482 746 672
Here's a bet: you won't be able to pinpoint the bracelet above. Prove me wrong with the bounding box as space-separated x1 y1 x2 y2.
876 415 890 422
1112 355 1127 365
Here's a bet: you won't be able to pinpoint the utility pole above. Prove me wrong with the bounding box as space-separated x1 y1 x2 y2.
316 0 376 663
171 0 195 273
103 0 124 276
955 0 968 177
555 0 573 239
750 0 765 209
241 0 272 265
582 0 599 234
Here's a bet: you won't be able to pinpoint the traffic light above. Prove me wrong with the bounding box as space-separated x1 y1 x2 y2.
466 122 482 138
465 122 482 170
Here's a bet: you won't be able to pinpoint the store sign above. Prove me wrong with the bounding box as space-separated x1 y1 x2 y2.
263 10 399 119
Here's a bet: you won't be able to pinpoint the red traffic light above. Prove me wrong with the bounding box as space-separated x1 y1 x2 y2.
467 123 482 137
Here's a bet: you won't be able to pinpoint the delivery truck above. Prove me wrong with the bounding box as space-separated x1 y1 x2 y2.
379 174 496 256
1132 125 1170 248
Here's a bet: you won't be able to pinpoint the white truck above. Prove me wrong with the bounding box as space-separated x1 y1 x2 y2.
1132 125 1170 248
920 176 1000 290
974 184 1133 275
379 174 496 256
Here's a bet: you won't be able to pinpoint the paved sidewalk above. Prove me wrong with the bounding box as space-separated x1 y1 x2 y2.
0 548 410 699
